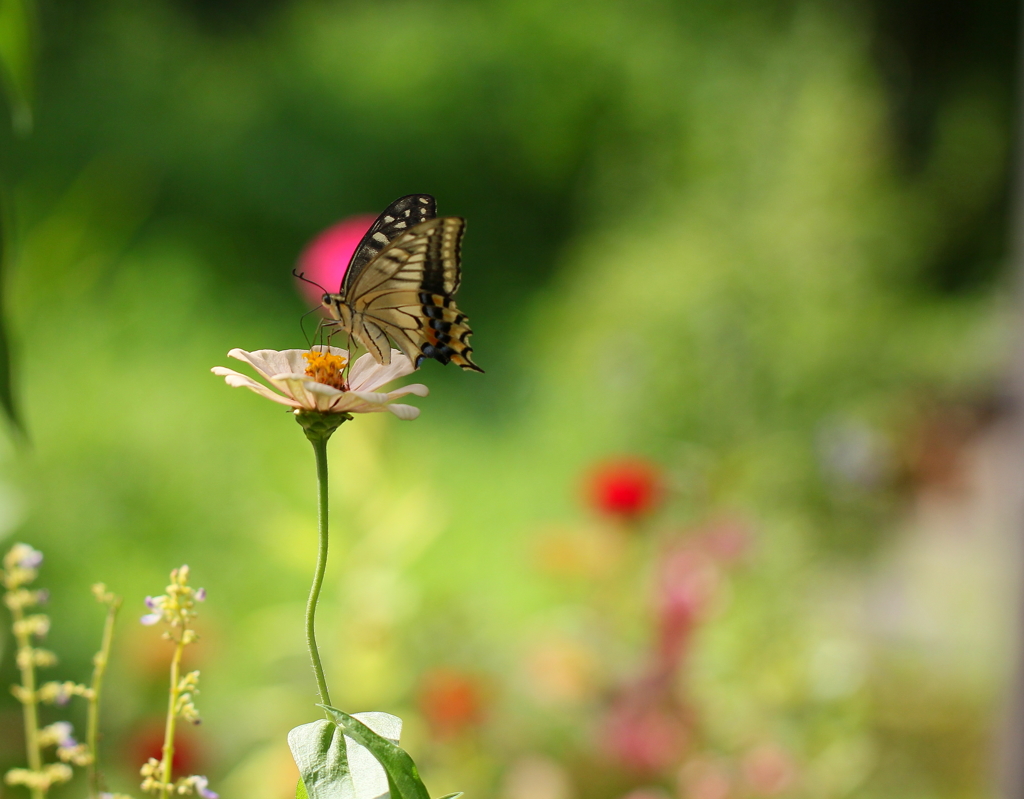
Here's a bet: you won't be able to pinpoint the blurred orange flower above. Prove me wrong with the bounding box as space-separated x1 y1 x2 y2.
417 667 487 738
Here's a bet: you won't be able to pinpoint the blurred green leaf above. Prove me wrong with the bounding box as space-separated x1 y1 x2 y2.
0 185 21 438
322 707 436 799
0 0 33 134
296 779 309 799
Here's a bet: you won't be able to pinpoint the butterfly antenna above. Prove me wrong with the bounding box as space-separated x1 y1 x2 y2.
292 269 329 296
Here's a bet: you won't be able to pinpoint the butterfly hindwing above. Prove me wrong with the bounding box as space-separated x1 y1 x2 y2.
343 195 436 292
331 215 483 372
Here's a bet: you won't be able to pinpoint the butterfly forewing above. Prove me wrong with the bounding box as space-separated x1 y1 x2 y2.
336 216 482 372
343 194 436 292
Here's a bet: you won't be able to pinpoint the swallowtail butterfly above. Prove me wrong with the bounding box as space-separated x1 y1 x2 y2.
320 194 483 372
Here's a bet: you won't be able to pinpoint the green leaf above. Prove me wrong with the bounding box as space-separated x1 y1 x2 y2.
289 712 402 799
322 706 434 799
436 794 464 799
297 779 310 799
288 720 348 799
0 0 34 134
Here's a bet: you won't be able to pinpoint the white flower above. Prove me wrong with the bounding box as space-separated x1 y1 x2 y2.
212 347 428 420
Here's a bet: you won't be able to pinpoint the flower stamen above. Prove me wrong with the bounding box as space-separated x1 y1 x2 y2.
303 350 348 392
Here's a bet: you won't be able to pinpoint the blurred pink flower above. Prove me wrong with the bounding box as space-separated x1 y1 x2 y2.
295 215 377 307
740 744 797 796
691 517 753 564
679 756 734 799
655 547 720 673
602 684 691 772
618 788 671 799
586 458 664 521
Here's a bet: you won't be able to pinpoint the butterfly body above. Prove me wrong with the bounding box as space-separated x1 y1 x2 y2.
321 195 483 372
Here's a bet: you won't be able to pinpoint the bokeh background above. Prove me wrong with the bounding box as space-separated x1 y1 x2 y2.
0 0 1021 797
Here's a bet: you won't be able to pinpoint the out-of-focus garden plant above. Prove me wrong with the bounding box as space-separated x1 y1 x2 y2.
1 548 224 799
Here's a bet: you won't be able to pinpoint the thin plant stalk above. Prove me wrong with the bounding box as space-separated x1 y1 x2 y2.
10 601 44 799
159 638 187 799
87 595 121 799
306 432 333 712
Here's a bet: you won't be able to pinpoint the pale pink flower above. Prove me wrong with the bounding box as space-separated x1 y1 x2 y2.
212 346 428 420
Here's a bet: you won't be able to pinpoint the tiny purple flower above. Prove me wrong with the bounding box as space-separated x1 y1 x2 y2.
18 549 43 569
194 776 218 799
51 721 75 748
54 687 70 707
195 588 206 602
140 612 162 626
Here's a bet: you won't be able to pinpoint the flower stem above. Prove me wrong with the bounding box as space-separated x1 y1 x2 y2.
87 597 121 799
159 638 186 799
306 432 333 712
12 604 44 799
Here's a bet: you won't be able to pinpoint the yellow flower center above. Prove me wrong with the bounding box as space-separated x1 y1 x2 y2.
303 350 349 391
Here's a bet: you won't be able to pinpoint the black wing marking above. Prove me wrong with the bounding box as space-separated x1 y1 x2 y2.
342 194 436 293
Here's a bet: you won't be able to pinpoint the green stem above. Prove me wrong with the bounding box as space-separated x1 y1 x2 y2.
12 604 44 799
159 638 186 799
87 598 121 799
306 433 333 712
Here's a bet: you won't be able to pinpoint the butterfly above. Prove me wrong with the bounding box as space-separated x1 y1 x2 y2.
319 194 483 373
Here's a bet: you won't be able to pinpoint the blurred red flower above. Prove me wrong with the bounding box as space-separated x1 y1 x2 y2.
417 667 487 738
587 458 663 520
295 215 377 307
127 720 201 774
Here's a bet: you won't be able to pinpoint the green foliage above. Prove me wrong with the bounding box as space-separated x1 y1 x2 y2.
0 186 21 438
0 0 33 134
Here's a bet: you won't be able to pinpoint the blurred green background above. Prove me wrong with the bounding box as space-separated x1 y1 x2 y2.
0 0 1020 797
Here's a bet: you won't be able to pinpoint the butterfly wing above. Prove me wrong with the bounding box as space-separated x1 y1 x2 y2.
341 217 483 372
342 194 437 292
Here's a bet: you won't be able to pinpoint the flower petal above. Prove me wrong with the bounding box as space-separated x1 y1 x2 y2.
227 349 294 382
385 383 429 399
301 381 345 397
348 391 390 405
212 368 302 409
348 350 417 391
273 376 322 411
386 403 421 420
